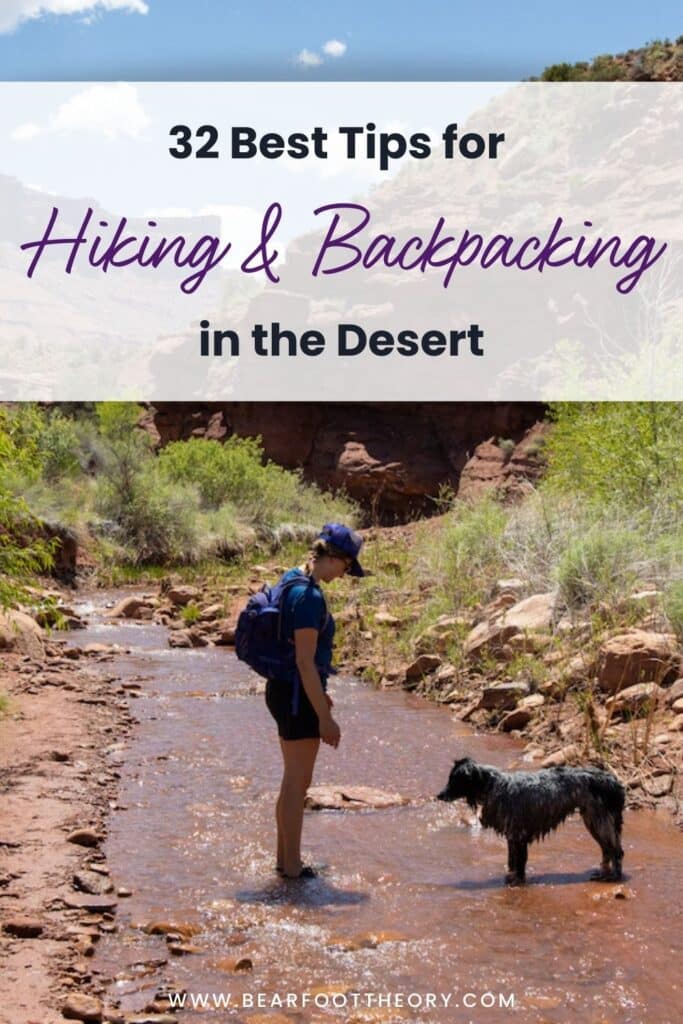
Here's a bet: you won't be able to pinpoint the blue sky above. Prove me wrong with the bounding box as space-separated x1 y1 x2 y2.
0 1 680 80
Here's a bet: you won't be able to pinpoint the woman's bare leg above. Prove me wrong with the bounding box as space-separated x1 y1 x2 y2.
276 737 320 877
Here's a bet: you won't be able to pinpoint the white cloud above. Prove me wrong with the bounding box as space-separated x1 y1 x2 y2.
322 39 346 58
12 83 150 142
11 121 41 141
295 38 347 70
296 48 323 68
0 0 148 33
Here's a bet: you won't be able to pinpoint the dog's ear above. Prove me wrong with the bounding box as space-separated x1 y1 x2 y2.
453 756 474 769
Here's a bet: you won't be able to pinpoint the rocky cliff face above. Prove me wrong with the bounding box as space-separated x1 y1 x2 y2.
143 402 547 520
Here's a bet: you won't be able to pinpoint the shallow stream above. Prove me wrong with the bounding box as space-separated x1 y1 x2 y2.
71 593 682 1023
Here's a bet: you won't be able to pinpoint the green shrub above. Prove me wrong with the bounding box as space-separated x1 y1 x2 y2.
182 602 201 625
0 413 55 607
541 62 585 81
556 527 642 607
158 435 357 530
420 496 507 607
663 580 683 639
157 436 265 510
543 403 683 512
96 468 200 565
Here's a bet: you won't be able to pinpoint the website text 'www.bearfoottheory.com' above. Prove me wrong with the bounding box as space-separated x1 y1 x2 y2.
166 989 517 1014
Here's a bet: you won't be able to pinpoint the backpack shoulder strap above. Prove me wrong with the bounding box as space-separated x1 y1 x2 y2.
278 573 327 637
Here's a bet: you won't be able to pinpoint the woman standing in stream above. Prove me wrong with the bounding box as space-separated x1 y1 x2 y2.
264 523 365 880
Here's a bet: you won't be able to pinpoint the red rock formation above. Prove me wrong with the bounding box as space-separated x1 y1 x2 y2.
144 402 546 520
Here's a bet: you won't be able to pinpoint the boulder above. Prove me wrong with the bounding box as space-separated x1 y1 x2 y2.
62 994 103 1022
665 679 683 706
464 620 520 659
0 609 44 658
607 682 664 717
478 682 529 710
167 630 193 649
642 774 673 797
597 631 679 693
305 785 409 810
107 596 151 619
433 663 458 687
541 744 580 768
519 693 545 710
499 707 533 731
405 654 442 682
214 621 237 646
500 591 557 632
167 585 200 607
414 615 468 654
199 603 224 622
563 653 595 685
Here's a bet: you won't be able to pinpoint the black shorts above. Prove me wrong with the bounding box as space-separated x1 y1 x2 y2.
265 677 321 741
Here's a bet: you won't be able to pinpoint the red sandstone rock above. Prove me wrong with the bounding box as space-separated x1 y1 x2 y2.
144 403 545 520
2 916 44 938
597 631 679 693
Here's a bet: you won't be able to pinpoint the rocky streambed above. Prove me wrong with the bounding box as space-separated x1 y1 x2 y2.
2 584 683 1023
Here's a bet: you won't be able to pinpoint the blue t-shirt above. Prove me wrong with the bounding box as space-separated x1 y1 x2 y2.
279 569 335 683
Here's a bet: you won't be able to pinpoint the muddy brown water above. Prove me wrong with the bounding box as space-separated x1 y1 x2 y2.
71 595 682 1023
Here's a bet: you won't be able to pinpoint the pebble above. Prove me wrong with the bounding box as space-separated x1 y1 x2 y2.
2 916 44 938
213 956 253 972
63 894 118 913
73 871 113 896
61 993 103 1022
67 829 102 848
141 921 202 939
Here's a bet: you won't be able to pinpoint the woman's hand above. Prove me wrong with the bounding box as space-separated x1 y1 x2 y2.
325 693 334 709
294 628 340 750
318 714 341 748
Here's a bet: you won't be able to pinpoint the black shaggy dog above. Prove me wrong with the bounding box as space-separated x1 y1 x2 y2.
437 757 625 885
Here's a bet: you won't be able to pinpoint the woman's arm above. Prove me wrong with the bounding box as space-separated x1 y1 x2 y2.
294 627 340 748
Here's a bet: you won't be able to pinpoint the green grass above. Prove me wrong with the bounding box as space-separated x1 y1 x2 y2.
181 602 202 625
664 580 683 640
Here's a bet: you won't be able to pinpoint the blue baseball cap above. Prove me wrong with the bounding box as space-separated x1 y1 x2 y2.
319 523 365 577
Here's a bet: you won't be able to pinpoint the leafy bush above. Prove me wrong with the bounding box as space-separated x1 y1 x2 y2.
158 436 357 529
543 403 683 512
0 414 54 606
157 436 266 510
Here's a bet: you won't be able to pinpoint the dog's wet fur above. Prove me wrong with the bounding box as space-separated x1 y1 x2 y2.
437 757 625 885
